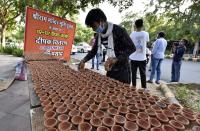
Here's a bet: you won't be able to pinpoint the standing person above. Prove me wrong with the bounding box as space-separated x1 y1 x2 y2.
147 32 167 84
78 8 135 84
129 19 149 89
90 33 100 70
170 39 187 82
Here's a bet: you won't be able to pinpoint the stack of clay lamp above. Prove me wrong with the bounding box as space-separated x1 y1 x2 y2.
28 60 200 131
25 53 57 61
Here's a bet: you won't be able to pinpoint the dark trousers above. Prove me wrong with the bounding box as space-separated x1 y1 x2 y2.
102 51 106 62
106 65 131 84
131 60 146 88
171 60 182 82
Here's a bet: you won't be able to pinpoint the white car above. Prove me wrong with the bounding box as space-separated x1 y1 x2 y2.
71 44 77 55
76 42 92 53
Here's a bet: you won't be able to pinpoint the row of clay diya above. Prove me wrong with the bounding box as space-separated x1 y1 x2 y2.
25 53 58 61
28 61 198 128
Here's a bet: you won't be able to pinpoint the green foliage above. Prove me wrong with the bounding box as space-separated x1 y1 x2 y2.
1 45 23 57
12 48 23 57
2 46 17 54
175 84 200 112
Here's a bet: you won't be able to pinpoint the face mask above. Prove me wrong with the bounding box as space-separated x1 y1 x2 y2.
95 24 104 33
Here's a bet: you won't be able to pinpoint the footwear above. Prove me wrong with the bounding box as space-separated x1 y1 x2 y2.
144 88 150 93
91 67 94 69
147 80 153 83
148 69 151 71
97 68 99 70
155 81 160 84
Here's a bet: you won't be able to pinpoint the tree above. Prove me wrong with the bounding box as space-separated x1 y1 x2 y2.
0 0 25 48
147 0 200 47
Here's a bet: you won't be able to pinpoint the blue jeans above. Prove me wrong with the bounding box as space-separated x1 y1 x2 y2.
171 60 182 82
149 57 163 82
92 53 100 69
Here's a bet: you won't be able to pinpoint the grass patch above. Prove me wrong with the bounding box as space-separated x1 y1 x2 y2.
169 84 200 112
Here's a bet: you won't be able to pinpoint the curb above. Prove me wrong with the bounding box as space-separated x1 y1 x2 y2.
165 55 200 62
159 83 181 105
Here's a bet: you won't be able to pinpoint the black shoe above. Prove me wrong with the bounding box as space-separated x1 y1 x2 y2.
97 68 99 70
155 81 160 84
148 69 151 71
147 80 153 83
91 67 94 69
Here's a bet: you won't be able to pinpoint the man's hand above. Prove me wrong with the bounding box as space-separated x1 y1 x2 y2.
78 60 85 71
104 57 117 71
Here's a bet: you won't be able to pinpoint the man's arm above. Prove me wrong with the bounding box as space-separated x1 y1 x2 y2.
114 26 136 63
152 40 159 55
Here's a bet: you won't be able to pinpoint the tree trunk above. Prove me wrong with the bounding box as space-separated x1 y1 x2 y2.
0 24 6 48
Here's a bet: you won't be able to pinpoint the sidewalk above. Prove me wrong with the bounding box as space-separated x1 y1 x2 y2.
0 55 31 131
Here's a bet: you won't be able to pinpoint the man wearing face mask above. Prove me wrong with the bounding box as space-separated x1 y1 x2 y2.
78 8 135 84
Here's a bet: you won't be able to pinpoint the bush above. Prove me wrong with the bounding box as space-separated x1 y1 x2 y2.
12 48 23 57
2 45 17 54
0 45 23 57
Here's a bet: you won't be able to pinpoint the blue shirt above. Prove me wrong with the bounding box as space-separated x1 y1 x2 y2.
173 46 186 61
152 38 167 59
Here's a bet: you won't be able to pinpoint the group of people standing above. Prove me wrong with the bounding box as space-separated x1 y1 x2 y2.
78 8 186 89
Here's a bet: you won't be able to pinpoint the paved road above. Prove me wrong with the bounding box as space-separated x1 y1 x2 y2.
71 53 200 84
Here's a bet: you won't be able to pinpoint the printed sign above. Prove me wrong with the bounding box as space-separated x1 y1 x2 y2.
24 7 76 61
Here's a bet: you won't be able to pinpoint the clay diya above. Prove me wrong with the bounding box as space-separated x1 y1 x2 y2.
56 106 68 114
90 118 102 127
44 110 56 119
89 104 99 112
79 105 89 113
112 100 122 108
169 120 185 130
97 126 110 131
150 127 162 131
78 122 92 131
136 119 150 130
162 109 174 118
128 105 139 113
124 121 138 131
125 113 137 122
118 106 128 115
156 113 169 123
181 112 196 121
71 115 84 125
145 108 156 117
174 115 189 125
57 114 69 122
58 121 72 131
111 125 124 131
102 117 115 127
69 109 80 117
114 115 126 125
99 102 109 111
107 108 118 116
138 112 149 119
44 128 58 131
149 117 161 127
67 103 77 111
162 125 177 131
82 111 93 121
94 110 105 119
44 118 58 128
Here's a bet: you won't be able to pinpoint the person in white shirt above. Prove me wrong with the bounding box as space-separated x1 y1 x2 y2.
147 32 167 84
129 19 149 89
